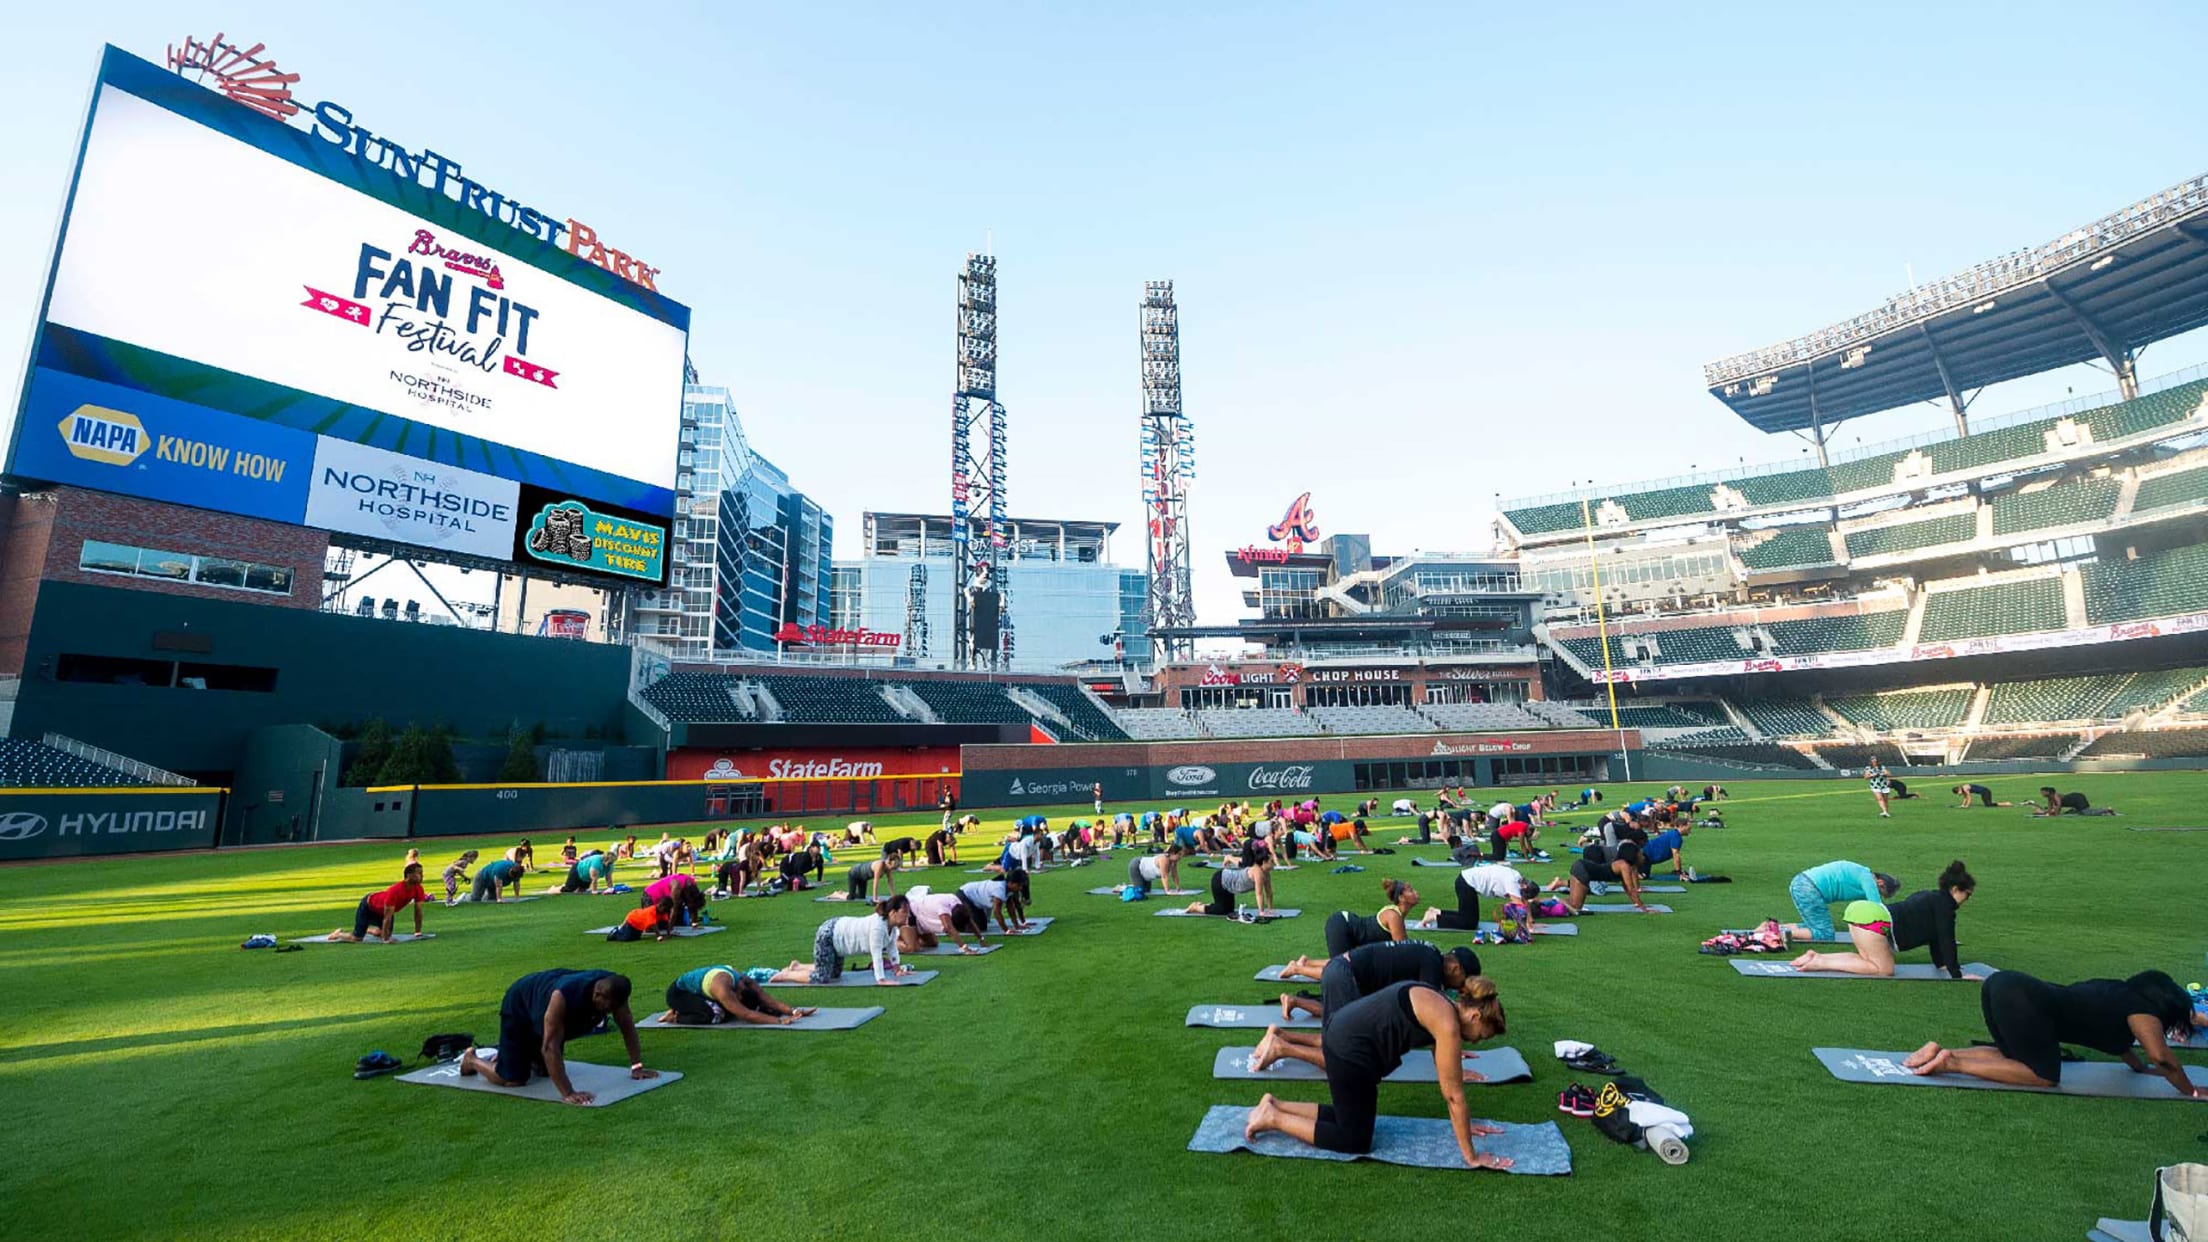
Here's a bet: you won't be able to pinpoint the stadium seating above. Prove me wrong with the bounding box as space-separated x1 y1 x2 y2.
1022 683 1130 741
639 672 756 722
1647 741 1821 770
1736 698 1836 738
1764 611 1906 655
1962 734 2079 761
1825 688 1973 731
0 739 145 788
904 680 1030 725
1647 626 1751 665
2076 728 2208 758
1197 708 1319 738
2081 544 2208 625
1823 450 1909 496
1981 675 2126 725
1919 577 2066 641
1923 416 2060 476
1502 501 1588 536
1307 705 1433 735
2084 378 2208 441
1734 468 1836 508
2105 667 2208 716
1810 743 1908 770
1843 512 1977 559
1604 703 1726 730
752 675 908 724
1115 708 1204 740
1662 725 1751 745
1737 525 1839 570
2131 464 2208 515
1988 477 2123 537
1555 636 1625 668
1419 703 1550 731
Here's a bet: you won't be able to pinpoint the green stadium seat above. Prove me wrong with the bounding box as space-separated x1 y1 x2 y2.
1738 525 1838 570
1988 477 2122 537
1764 612 1905 655
2132 465 2208 516
1919 578 2065 641
1824 689 1972 731
2081 544 2208 626
1844 512 1977 559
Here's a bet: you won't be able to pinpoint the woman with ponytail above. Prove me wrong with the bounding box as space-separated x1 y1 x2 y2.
1286 880 1423 978
1244 975 1515 1169
1791 860 1978 979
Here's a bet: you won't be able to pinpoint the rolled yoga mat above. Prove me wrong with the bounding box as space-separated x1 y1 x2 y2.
1812 1047 2208 1098
1210 1045 1534 1084
1187 1105 1571 1175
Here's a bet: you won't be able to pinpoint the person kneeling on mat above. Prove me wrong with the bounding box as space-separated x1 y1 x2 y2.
778 844 827 893
827 854 900 903
1127 843 1188 898
1560 844 1649 913
644 873 708 927
924 826 960 867
1417 862 1540 933
460 968 655 1106
809 897 914 986
2032 787 2114 817
903 888 991 953
470 856 526 904
660 964 818 1026
1790 860 1978 979
1903 969 2203 1096
1184 853 1276 918
1282 879 1422 976
611 898 677 942
330 864 432 942
1270 940 1482 1027
1781 860 1898 943
562 850 616 895
1243 978 1513 1169
959 874 1030 933
1952 783 2012 808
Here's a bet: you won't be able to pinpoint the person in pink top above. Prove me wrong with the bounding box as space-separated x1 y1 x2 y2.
642 872 708 927
902 889 990 953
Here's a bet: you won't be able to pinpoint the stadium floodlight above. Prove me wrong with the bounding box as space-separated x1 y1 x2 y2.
1841 345 1872 370
1749 375 1777 396
1972 300 1998 314
2090 254 2117 272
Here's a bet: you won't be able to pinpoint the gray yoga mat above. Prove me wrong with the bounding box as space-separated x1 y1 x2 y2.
1559 905 1671 915
1188 1105 1570 1175
1813 1047 2208 1098
636 1007 882 1031
1255 965 1319 982
453 894 541 904
2090 1220 2150 1242
581 925 726 937
1731 960 1992 980
1186 1004 1319 1030
883 942 1001 957
1087 886 1200 896
1210 1045 1535 1084
1491 921 1577 937
1155 908 1303 919
774 970 939 988
996 917 1054 936
290 932 436 943
396 1058 681 1107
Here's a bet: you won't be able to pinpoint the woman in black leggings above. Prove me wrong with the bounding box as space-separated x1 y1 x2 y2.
1243 978 1512 1169
1417 863 1536 932
1317 879 1421 959
778 846 825 892
1183 857 1275 917
1904 969 2203 1093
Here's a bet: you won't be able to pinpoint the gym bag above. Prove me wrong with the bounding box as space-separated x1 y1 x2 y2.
2155 1163 2208 1242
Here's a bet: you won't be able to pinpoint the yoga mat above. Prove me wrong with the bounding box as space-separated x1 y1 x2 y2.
452 895 541 904
1187 1105 1570 1175
1813 1048 2208 1098
1488 921 1576 937
2090 1220 2150 1242
1155 908 1303 920
1255 965 1319 982
636 1007 881 1031
882 942 1000 957
396 1057 681 1107
1412 858 1471 868
1186 1004 1319 1030
1087 886 1199 896
997 917 1054 936
1731 960 1991 980
774 970 939 988
581 925 726 937
289 932 436 943
1210 1045 1535 1084
1557 905 1671 915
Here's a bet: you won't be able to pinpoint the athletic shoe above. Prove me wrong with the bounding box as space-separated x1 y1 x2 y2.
1563 1048 1624 1075
1558 1083 1597 1117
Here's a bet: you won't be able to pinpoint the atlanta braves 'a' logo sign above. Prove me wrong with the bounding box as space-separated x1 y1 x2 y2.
1267 493 1320 553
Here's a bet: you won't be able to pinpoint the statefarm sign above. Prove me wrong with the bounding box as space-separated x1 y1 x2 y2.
167 33 664 292
772 624 901 649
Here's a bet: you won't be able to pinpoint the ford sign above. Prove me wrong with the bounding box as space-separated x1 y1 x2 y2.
1165 765 1217 787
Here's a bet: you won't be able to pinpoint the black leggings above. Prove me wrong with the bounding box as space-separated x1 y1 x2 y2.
1313 1051 1383 1153
881 837 918 863
717 859 757 892
846 864 875 900
1323 911 1379 959
1431 875 1480 931
926 836 949 866
1204 869 1238 917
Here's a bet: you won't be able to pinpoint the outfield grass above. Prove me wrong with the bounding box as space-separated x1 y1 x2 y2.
3 771 2205 1241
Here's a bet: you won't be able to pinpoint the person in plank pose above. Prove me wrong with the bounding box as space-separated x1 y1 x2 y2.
1903 969 2204 1096
807 898 915 986
459 968 655 1105
1268 940 1483 1027
1789 860 1981 979
1241 977 1514 1169
329 863 432 941
1183 852 1278 918
659 964 819 1026
1781 860 1899 943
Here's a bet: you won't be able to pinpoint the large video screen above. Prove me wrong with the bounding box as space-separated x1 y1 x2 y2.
7 48 688 584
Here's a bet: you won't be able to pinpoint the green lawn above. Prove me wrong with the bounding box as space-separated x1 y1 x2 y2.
2 772 2204 1241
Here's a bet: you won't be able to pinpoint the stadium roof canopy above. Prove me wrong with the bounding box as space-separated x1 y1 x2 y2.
1704 172 2208 435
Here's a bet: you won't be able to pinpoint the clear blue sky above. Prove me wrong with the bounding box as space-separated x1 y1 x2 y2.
6 1 2208 622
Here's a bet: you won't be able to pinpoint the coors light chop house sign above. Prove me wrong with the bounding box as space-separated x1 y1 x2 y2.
165 33 667 293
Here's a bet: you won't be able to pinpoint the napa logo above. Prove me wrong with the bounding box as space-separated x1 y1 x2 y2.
57 406 148 466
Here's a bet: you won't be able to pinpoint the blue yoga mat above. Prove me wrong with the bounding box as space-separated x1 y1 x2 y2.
1187 1105 1571 1174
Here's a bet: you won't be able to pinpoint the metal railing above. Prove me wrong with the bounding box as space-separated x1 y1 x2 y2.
41 733 195 786
1704 172 2208 384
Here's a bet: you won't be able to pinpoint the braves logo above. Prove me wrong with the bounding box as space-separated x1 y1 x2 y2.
1266 493 1320 553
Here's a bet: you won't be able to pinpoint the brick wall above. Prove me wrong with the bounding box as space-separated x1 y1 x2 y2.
34 486 326 611
0 492 58 675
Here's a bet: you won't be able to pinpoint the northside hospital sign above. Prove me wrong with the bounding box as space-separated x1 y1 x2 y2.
166 33 664 292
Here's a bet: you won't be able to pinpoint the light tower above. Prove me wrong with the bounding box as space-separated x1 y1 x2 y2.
950 254 1009 668
1140 280 1195 660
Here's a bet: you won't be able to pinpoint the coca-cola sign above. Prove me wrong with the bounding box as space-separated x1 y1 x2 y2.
1247 764 1316 791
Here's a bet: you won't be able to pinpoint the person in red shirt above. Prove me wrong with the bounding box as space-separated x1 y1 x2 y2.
610 898 675 942
331 863 431 942
1488 819 1540 862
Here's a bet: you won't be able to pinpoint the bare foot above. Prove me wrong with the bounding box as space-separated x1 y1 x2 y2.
1903 1041 1945 1073
1790 951 1819 971
1244 1093 1281 1139
1254 1027 1284 1070
1278 992 1297 1021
